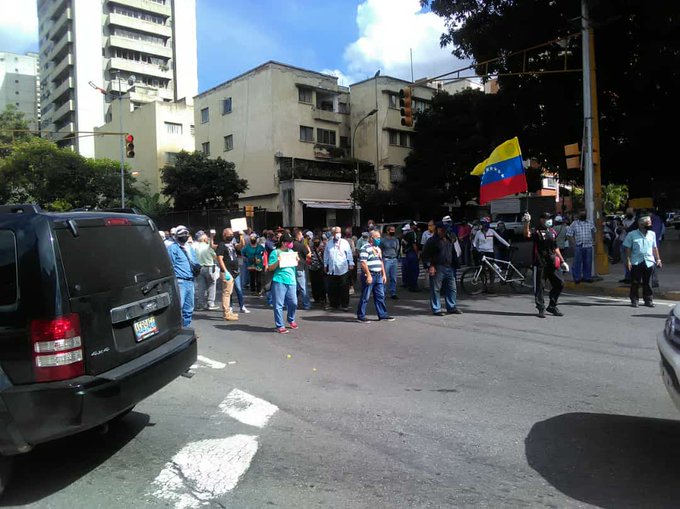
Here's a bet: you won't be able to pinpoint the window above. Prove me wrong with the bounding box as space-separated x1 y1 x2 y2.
201 142 210 155
200 107 209 123
299 125 314 142
224 134 233 151
340 136 350 149
389 131 398 145
412 98 428 113
190 125 195 136
166 152 179 164
222 97 232 114
14 80 18 84
399 132 411 147
338 102 349 114
317 128 336 146
298 87 313 103
388 93 398 109
165 121 183 135
0 230 18 306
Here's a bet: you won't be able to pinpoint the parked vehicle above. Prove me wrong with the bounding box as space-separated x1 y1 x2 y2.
489 213 524 237
0 205 197 494
658 304 680 412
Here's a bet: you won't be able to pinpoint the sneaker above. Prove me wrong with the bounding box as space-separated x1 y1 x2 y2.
619 279 631 284
380 316 396 322
546 306 564 316
631 300 639 308
652 282 660 289
288 321 299 329
240 306 251 314
584 279 594 283
207 305 221 311
537 309 546 318
644 301 655 308
447 308 463 315
349 287 355 295
276 327 289 334
342 306 350 312
391 295 399 300
357 317 371 323
433 311 446 316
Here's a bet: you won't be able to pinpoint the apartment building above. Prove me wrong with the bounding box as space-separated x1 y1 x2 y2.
194 61 363 228
350 76 436 191
0 52 41 130
94 94 194 194
37 0 197 157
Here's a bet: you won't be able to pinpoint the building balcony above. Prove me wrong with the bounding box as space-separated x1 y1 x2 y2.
278 157 375 184
313 108 346 125
44 0 68 25
50 54 73 79
48 29 72 63
53 121 75 141
51 76 73 100
106 13 172 38
50 7 72 39
105 0 171 16
107 57 173 80
52 99 74 123
106 35 172 59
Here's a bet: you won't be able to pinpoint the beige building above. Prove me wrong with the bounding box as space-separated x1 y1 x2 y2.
37 0 198 156
349 76 436 191
194 61 362 227
0 52 41 130
94 94 194 194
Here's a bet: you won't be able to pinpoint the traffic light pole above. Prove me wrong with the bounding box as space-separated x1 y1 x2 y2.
117 74 126 208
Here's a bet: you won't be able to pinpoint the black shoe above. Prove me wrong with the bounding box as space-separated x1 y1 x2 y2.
537 309 546 318
584 279 594 283
644 301 655 308
447 308 463 315
433 311 446 316
619 279 631 284
573 280 581 285
546 306 564 316
391 295 399 300
342 307 350 312
357 317 371 323
380 316 396 321
408 288 420 293
652 282 660 288
630 300 639 308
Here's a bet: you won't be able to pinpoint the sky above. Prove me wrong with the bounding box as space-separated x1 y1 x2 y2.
0 0 464 90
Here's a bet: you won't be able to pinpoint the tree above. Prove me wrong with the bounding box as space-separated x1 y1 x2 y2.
131 192 171 217
602 183 628 214
161 151 248 210
0 105 32 156
423 0 680 199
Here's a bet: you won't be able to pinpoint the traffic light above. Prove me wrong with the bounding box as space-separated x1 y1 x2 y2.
399 86 413 127
125 134 135 158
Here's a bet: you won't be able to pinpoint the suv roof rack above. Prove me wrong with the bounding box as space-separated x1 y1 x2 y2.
0 204 42 215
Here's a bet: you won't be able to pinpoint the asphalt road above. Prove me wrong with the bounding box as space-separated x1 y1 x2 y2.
3 289 678 508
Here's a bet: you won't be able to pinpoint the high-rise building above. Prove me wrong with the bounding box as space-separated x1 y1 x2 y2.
37 0 198 157
0 51 41 130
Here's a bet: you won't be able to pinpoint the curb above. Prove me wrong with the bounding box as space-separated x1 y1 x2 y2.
564 281 680 301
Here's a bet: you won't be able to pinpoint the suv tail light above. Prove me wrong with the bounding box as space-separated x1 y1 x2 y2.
30 314 84 382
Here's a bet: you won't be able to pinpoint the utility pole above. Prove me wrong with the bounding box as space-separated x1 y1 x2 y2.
581 0 608 274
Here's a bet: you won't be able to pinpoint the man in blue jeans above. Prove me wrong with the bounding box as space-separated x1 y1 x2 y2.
357 231 395 323
401 223 420 292
566 210 596 284
166 225 197 327
422 222 462 316
293 228 312 310
381 226 400 299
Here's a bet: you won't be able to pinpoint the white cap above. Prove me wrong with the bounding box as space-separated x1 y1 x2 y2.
442 215 452 223
170 227 177 235
555 215 564 223
305 230 314 239
401 224 411 232
175 225 189 236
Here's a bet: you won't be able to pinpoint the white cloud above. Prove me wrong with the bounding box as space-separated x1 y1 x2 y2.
341 0 462 84
319 68 354 88
0 0 38 53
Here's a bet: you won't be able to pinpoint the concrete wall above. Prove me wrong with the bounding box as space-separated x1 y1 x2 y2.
280 179 354 226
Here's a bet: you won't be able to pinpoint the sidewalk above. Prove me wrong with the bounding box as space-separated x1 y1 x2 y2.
563 228 680 301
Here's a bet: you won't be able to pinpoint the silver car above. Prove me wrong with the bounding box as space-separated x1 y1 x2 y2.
658 304 680 411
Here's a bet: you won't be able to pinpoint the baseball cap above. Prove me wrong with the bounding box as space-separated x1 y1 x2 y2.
250 232 257 239
401 224 411 232
442 215 452 223
170 227 177 235
305 230 314 239
175 225 189 236
554 215 564 223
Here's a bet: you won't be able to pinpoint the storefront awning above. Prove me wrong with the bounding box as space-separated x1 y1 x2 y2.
299 199 358 210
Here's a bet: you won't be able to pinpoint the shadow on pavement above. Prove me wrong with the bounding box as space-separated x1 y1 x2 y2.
559 301 629 307
214 324 274 333
463 309 538 318
1 411 151 506
631 313 669 319
525 412 680 509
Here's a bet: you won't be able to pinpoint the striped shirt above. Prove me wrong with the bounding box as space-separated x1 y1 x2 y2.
360 243 383 272
566 220 595 247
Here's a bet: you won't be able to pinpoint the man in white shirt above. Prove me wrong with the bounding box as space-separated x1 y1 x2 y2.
472 219 510 290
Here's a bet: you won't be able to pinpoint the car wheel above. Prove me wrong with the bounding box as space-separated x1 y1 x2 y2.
0 455 14 497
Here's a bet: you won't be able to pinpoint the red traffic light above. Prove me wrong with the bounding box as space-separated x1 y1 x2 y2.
125 134 134 143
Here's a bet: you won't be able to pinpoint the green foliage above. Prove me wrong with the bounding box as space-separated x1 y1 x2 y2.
0 137 138 209
0 105 32 155
131 192 171 217
161 151 248 210
602 183 628 214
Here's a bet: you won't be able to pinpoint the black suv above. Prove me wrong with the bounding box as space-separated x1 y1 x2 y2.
0 205 197 492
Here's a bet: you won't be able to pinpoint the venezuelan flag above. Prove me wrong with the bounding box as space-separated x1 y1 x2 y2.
470 137 527 204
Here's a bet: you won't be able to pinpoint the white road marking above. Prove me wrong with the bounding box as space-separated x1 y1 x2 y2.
190 355 227 370
218 389 279 428
563 293 676 307
152 435 259 509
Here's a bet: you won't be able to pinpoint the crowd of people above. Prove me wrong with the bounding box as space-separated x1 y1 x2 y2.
161 206 665 330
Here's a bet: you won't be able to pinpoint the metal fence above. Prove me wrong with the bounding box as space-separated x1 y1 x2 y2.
154 208 283 234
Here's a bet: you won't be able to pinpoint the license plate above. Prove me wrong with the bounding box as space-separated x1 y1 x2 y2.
133 315 159 342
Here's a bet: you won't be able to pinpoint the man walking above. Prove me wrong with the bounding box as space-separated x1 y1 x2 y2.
356 230 395 323
566 210 596 284
401 223 420 292
381 226 400 300
523 212 568 318
193 232 220 311
324 226 355 311
293 228 312 310
166 225 197 327
217 228 249 314
624 215 662 308
422 222 462 316
216 228 242 321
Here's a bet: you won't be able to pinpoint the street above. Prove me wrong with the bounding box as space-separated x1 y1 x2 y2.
3 290 678 508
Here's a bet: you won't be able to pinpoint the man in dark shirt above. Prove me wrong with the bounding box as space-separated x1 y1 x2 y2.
422 222 462 316
381 226 400 299
293 228 312 310
216 228 247 316
401 222 420 292
523 212 568 318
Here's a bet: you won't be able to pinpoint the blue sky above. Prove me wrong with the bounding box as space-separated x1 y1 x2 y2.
0 0 462 91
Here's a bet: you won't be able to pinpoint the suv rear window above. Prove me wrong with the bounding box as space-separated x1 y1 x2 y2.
0 230 18 306
55 224 173 296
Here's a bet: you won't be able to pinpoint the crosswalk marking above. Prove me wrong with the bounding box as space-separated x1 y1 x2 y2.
218 388 279 428
151 435 259 509
190 355 227 370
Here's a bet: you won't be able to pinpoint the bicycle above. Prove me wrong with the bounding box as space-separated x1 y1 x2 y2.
460 246 532 295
